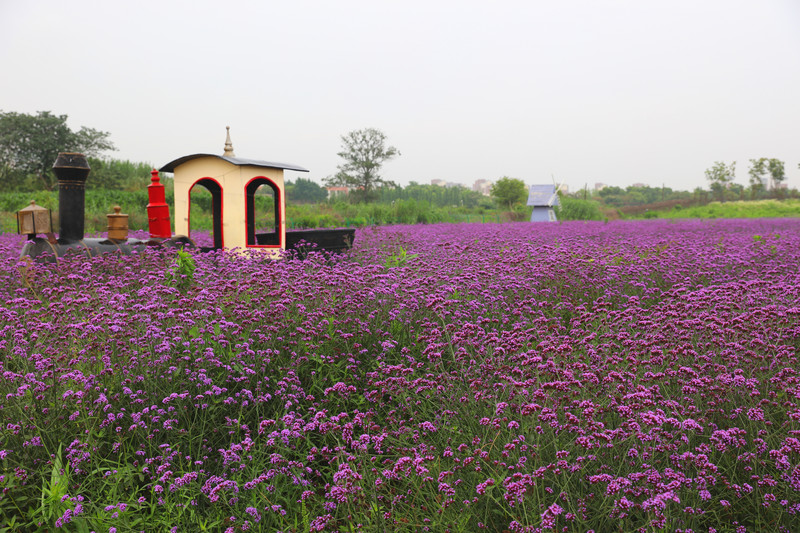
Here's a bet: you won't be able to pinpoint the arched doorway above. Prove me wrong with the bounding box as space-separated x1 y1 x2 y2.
188 178 223 250
245 177 281 247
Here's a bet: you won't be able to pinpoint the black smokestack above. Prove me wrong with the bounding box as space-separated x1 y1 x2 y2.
53 152 90 243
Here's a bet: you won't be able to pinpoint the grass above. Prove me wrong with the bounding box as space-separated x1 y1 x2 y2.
638 198 800 220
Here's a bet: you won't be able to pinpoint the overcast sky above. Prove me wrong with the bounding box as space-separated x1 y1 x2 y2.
2 0 799 193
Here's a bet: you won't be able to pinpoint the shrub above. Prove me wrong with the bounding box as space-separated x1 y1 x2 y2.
556 195 604 221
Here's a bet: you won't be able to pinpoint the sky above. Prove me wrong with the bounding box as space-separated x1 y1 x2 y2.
2 0 799 193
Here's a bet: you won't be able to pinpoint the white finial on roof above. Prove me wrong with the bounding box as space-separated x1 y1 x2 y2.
223 126 235 157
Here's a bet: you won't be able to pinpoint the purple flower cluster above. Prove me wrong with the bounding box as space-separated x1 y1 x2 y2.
1 218 799 531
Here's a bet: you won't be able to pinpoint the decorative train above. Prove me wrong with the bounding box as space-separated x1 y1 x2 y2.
17 129 355 262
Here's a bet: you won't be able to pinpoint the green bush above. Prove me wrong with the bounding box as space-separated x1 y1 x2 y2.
512 204 531 221
395 198 423 224
365 203 393 224
346 216 368 227
292 215 319 229
556 195 604 221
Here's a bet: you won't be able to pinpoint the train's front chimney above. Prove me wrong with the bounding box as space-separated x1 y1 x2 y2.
53 152 90 243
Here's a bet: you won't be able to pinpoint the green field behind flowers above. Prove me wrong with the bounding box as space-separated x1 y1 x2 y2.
0 190 517 236
636 199 800 220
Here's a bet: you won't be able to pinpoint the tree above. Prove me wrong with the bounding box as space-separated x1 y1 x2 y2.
0 111 115 191
748 158 767 199
747 158 785 198
376 181 485 208
598 185 624 198
728 182 745 200
326 128 399 202
286 177 328 204
704 161 736 202
490 176 527 210
767 158 786 197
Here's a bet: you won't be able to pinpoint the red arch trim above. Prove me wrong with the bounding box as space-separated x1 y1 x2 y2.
244 176 283 249
188 177 224 249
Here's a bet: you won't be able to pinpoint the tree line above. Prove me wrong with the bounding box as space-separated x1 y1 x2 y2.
704 159 792 201
0 114 504 211
3 111 797 220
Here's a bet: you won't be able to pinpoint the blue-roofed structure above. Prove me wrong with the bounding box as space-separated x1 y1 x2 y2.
527 185 560 222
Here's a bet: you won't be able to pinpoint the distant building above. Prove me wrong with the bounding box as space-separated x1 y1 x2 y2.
472 179 492 196
326 186 350 199
527 185 560 222
594 182 606 191
632 182 647 188
431 179 464 188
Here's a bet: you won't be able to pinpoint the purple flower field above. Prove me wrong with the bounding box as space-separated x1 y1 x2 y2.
1 219 799 532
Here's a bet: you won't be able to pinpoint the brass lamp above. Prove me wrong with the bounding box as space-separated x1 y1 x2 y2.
17 201 54 240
